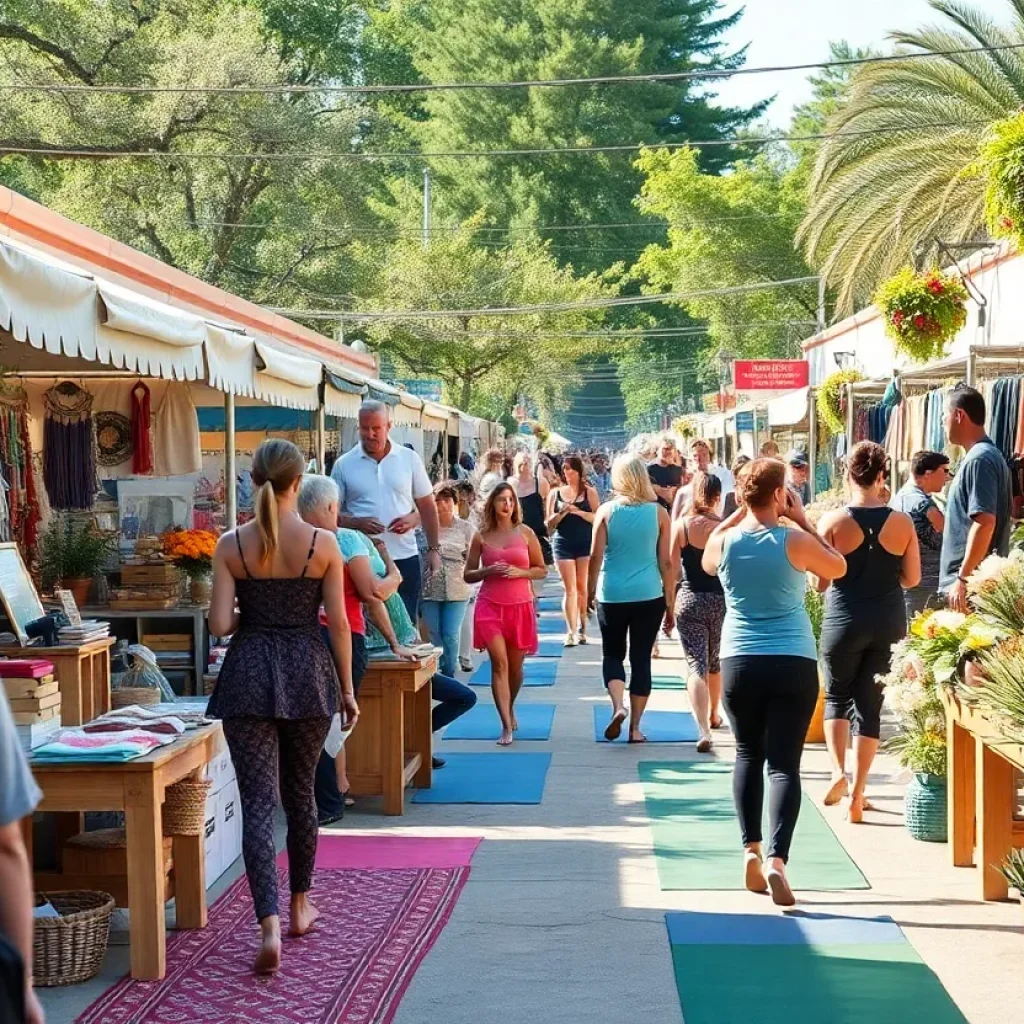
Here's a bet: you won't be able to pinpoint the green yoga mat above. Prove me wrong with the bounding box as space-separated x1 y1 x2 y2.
640 760 868 891
670 943 966 1023
651 674 685 691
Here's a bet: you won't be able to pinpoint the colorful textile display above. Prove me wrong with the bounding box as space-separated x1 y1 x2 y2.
130 379 153 474
31 727 173 763
0 393 40 553
42 381 95 511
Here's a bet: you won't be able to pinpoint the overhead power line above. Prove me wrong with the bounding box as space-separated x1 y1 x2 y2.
270 277 819 321
0 121 984 163
0 43 1019 95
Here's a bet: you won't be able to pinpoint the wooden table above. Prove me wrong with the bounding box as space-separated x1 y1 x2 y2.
0 637 114 726
26 723 223 980
346 654 436 815
941 688 1024 900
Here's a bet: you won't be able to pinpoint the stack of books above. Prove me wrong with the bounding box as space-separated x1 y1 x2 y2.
58 620 111 645
1 659 62 751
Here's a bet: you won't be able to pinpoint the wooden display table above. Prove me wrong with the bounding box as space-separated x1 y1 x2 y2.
0 637 114 725
25 723 223 980
941 688 1024 901
346 654 436 815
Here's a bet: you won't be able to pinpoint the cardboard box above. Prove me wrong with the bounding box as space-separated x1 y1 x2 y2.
203 788 222 889
219 781 242 875
15 717 61 751
204 748 236 795
3 678 58 700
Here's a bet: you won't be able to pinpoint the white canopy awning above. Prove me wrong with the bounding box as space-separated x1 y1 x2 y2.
768 386 810 427
422 401 448 432
253 339 322 410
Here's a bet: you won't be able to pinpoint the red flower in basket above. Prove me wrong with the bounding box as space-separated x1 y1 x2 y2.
913 314 927 330
1001 216 1014 231
926 278 944 296
892 310 905 325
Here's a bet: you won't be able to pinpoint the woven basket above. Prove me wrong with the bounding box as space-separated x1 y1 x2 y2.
33 890 114 987
111 686 161 710
163 773 212 836
904 772 948 843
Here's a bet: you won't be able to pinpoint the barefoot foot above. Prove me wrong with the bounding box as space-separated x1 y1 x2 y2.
604 707 627 741
765 860 795 907
744 850 768 894
254 932 281 974
627 731 647 744
823 774 849 807
696 733 713 754
289 896 321 937
846 795 866 824
497 729 514 746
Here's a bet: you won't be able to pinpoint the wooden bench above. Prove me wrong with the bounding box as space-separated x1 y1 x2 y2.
346 654 436 815
941 688 1024 901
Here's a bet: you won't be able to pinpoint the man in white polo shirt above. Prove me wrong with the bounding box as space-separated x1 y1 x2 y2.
332 400 442 619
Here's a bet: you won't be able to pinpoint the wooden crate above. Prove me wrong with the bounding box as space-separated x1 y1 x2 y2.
3 676 58 699
121 563 180 586
142 634 191 652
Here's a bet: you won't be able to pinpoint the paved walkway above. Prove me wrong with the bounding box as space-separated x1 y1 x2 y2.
42 597 1024 1023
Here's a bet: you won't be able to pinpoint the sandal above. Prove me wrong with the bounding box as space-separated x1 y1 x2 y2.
343 790 355 808
604 708 627 741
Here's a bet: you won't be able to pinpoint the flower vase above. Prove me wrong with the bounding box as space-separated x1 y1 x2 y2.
904 772 948 843
190 574 212 606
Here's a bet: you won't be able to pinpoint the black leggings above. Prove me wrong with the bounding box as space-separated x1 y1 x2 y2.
597 596 665 697
820 605 904 740
223 716 332 921
722 655 818 863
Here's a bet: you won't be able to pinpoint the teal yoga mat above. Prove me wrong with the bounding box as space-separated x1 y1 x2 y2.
412 752 551 804
665 912 966 1024
639 761 869 891
651 674 686 691
469 659 557 687
443 702 555 741
592 707 699 743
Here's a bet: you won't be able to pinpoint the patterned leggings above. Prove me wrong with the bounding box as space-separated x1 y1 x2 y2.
675 588 726 679
223 716 331 921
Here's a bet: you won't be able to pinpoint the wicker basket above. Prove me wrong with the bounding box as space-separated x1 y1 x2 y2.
111 687 161 710
33 890 114 987
163 773 212 836
904 772 948 843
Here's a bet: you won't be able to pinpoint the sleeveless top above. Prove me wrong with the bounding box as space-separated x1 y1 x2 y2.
206 529 339 720
719 525 815 661
679 517 723 596
479 530 534 605
597 500 663 604
825 506 904 617
552 489 593 547
516 473 549 542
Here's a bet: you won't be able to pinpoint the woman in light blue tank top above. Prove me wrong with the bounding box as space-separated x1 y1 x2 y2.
703 458 845 906
588 455 673 743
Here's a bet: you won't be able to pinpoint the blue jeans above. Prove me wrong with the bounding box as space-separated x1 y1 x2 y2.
420 599 469 677
431 671 477 733
395 555 422 621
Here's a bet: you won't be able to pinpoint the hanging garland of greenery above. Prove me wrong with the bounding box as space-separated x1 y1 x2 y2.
873 267 969 364
816 368 864 437
978 112 1024 247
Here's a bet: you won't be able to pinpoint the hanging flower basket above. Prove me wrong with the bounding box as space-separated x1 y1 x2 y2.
816 368 864 437
873 267 968 364
978 112 1024 247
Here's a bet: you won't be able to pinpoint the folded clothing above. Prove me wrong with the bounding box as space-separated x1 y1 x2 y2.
82 706 188 736
32 728 175 763
0 659 55 679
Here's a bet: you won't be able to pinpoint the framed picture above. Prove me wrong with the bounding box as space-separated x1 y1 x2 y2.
0 542 45 645
117 479 194 553
56 587 82 627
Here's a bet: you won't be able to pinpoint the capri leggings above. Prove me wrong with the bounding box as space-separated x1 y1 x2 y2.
819 603 905 740
674 588 726 679
596 596 665 697
223 716 331 921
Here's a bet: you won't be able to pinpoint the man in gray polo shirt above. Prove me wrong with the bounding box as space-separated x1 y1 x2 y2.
940 384 1012 612
0 689 44 1023
331 400 442 620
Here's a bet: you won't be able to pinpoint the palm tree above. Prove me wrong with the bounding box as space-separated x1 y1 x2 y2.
796 0 1024 317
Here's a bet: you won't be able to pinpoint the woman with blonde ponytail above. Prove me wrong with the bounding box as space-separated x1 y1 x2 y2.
207 438 357 975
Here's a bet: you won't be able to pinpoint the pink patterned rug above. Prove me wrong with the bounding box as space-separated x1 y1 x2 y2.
279 834 482 871
77 866 469 1023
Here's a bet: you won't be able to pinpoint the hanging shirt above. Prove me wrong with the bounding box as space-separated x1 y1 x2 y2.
153 383 201 477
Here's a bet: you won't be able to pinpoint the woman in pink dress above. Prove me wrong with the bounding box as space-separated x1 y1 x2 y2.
464 483 548 745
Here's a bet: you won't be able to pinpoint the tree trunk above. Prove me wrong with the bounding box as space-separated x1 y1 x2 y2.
460 376 472 412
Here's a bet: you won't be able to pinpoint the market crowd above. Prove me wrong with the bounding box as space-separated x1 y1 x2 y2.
1 384 1013 1000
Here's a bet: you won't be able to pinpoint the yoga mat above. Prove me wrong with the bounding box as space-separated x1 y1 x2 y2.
79 866 469 1024
444 702 555 740
639 761 869 891
538 616 566 635
469 659 558 686
665 912 966 1024
537 597 561 612
593 707 699 743
277 835 482 871
413 752 552 804
533 639 565 658
652 674 686 690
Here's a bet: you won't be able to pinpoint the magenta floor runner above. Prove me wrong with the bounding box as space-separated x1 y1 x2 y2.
77 866 469 1024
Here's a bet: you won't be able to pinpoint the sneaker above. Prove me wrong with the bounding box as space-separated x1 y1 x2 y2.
459 658 474 673
696 734 713 754
563 634 578 647
577 631 588 645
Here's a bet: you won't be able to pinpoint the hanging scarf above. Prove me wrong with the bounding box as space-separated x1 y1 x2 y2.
43 381 95 511
130 379 153 475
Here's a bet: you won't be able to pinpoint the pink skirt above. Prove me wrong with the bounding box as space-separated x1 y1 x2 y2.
474 596 538 654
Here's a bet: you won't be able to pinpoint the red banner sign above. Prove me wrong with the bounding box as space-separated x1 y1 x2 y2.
733 360 809 392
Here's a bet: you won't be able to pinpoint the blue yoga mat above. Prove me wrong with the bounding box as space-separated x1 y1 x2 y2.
412 752 552 804
533 639 564 659
593 707 699 743
443 702 555 741
537 597 561 612
666 911 906 947
537 617 566 635
470 659 558 687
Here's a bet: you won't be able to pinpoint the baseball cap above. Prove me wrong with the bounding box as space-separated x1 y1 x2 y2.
786 449 808 467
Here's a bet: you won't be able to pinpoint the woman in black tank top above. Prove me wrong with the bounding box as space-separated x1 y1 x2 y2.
815 442 921 824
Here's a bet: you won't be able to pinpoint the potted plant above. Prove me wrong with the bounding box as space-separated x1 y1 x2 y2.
162 529 218 604
1000 849 1024 906
816 369 864 437
873 267 969 364
885 707 949 842
39 516 114 606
